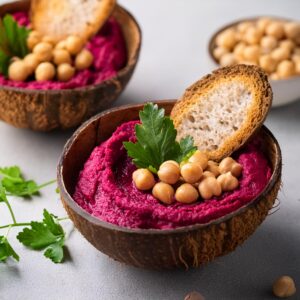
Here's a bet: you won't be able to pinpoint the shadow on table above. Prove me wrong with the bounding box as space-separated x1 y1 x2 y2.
112 220 300 300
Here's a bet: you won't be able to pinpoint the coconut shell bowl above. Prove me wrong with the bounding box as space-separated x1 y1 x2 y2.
0 0 141 131
57 101 282 269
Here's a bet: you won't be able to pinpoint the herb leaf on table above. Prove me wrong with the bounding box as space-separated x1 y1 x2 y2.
17 210 66 263
0 235 19 262
124 103 197 172
0 166 56 197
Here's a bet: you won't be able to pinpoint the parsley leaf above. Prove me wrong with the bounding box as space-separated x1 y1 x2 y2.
0 236 19 262
17 210 65 263
0 166 55 197
0 14 30 76
124 103 197 171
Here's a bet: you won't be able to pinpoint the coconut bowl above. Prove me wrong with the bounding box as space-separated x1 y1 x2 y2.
57 100 282 269
208 17 300 107
0 0 141 131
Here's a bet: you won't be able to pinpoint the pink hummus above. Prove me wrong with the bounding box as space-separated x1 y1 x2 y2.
0 12 127 90
73 121 272 230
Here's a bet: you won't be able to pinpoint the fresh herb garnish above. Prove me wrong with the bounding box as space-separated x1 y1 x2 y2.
17 210 66 263
0 166 56 197
0 14 30 76
0 166 69 264
0 235 19 262
124 103 197 172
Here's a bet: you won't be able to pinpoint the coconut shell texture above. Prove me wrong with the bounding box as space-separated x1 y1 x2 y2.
0 0 141 131
58 101 282 269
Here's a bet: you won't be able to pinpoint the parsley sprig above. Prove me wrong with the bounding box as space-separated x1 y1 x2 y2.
0 14 30 76
124 103 197 172
0 166 69 264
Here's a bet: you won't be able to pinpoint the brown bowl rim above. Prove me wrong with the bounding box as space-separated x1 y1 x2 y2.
208 15 300 82
57 100 282 235
0 0 142 93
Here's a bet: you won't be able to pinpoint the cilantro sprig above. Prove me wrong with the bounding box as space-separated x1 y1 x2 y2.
124 103 197 172
0 14 30 76
0 166 69 264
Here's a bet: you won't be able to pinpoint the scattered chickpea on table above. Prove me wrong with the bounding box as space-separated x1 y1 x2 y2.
8 31 94 82
133 150 243 205
213 17 300 80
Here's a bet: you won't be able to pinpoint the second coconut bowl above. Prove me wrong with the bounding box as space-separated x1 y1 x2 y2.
0 0 141 131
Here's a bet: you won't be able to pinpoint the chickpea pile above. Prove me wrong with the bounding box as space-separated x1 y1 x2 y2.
213 18 300 79
8 31 94 82
132 151 243 205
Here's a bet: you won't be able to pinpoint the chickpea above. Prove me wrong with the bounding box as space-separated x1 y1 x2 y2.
215 29 237 50
201 171 215 180
35 62 55 81
158 161 180 184
219 157 243 177
284 22 300 40
23 53 40 74
237 21 253 34
277 60 295 79
295 60 300 74
175 183 199 204
260 36 278 53
8 60 29 81
57 63 75 82
188 150 208 170
42 35 57 45
66 35 84 55
280 39 295 52
27 30 42 50
152 182 174 205
291 54 300 63
160 160 179 168
132 168 155 191
213 47 229 61
257 17 272 34
55 40 67 50
198 177 222 200
271 47 291 62
217 172 239 192
272 276 296 298
75 49 94 70
205 161 220 177
244 26 262 45
266 21 285 39
243 45 260 63
180 162 203 184
33 42 53 62
269 72 280 80
259 55 277 73
220 53 236 66
184 291 205 300
233 42 246 61
53 49 72 65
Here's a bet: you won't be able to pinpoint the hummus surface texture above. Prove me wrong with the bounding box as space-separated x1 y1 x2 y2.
0 12 127 90
73 121 272 230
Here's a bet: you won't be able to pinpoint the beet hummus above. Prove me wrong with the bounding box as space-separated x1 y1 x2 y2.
73 121 272 230
0 12 127 90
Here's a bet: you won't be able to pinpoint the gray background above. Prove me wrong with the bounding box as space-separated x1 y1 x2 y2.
1 0 300 299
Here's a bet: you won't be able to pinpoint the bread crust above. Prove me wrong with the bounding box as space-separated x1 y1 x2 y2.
171 65 272 161
31 0 116 41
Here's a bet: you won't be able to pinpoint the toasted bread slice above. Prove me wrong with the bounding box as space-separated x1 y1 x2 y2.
171 65 272 161
31 0 116 41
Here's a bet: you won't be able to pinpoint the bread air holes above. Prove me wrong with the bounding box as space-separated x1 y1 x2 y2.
188 115 195 123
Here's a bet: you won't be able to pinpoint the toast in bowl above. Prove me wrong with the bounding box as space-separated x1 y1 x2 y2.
171 64 272 161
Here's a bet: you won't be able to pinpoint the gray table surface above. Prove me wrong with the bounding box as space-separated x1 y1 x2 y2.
1 0 300 299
